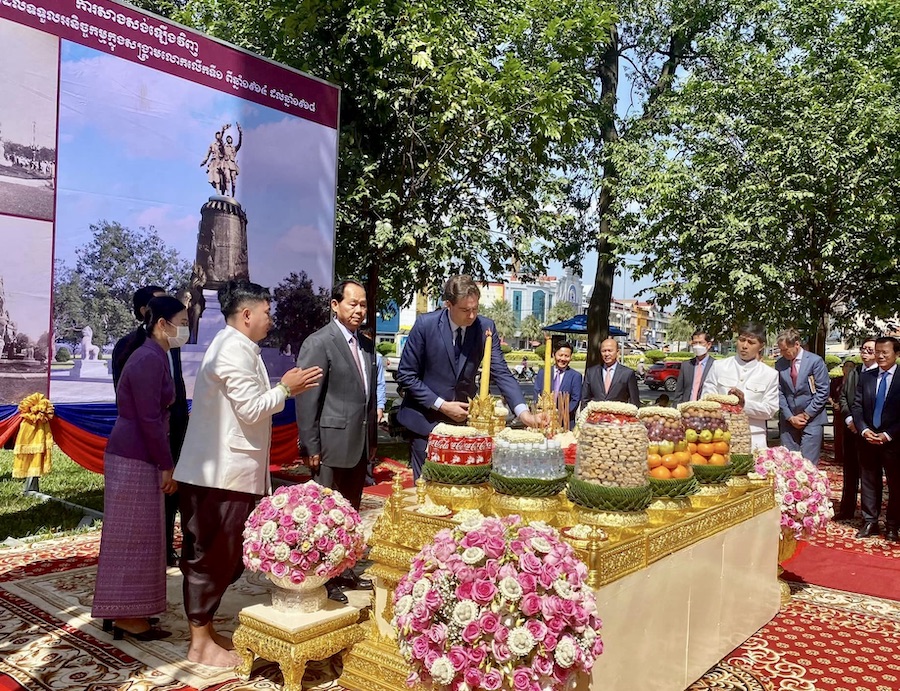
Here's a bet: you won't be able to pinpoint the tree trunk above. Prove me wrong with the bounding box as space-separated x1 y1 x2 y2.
365 261 379 337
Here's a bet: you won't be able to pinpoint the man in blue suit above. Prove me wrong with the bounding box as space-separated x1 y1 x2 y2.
534 340 582 429
396 275 542 479
775 329 830 465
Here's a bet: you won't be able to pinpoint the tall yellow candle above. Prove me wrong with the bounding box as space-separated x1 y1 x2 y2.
479 329 492 399
543 335 552 392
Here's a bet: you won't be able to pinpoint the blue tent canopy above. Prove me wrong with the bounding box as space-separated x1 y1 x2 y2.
543 314 627 336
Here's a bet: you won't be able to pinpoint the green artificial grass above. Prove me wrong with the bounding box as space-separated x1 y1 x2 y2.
0 448 104 542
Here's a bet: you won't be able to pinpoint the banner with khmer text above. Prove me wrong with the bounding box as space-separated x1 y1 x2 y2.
0 0 339 406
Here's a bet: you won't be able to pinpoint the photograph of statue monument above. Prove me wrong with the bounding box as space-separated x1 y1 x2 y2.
47 40 337 403
0 216 52 405
0 19 58 222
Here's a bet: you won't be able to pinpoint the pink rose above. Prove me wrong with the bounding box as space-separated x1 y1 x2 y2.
472 579 497 605
494 624 508 643
517 572 537 593
322 496 336 510
543 633 557 651
448 646 468 671
411 635 429 659
509 539 527 555
423 649 439 669
289 549 303 564
316 537 331 551
484 536 506 559
532 653 553 677
427 623 447 644
513 667 532 691
479 611 499 634
423 589 442 611
456 581 474 601
524 618 547 642
289 569 306 585
546 616 567 633
270 561 288 578
279 514 294 527
461 621 481 644
491 639 511 663
482 669 503 691
484 560 500 580
519 552 543 575
461 531 486 548
520 593 541 616
464 668 483 688
467 644 487 666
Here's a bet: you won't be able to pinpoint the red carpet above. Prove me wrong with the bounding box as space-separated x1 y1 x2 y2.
782 542 900 601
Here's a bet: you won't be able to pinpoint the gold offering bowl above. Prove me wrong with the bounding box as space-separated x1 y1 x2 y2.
646 496 694 526
571 505 649 541
489 492 566 525
424 481 492 512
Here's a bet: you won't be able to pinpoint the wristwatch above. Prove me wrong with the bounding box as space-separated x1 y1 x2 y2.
277 381 291 397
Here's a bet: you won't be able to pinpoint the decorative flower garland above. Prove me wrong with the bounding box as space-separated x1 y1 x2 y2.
242 482 365 584
637 406 681 419
575 401 639 429
393 515 603 691
496 428 547 444
432 423 487 437
677 400 722 412
754 447 833 540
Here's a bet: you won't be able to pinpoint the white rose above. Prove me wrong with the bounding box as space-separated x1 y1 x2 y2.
554 637 577 668
796 501 808 515
429 656 456 685
395 594 413 617
461 547 485 565
260 521 278 539
531 537 552 553
274 543 291 562
314 524 328 538
553 579 576 600
412 578 431 600
328 544 346 564
499 576 523 601
270 493 288 509
291 506 311 523
329 508 346 525
583 627 597 644
458 516 485 533
452 600 479 626
507 626 536 656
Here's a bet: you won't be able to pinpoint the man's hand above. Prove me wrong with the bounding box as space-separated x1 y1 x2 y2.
161 469 177 495
283 366 323 395
302 454 321 470
727 387 745 407
788 415 807 429
520 410 545 429
847 420 858 434
440 400 469 423
377 408 384 424
862 429 883 445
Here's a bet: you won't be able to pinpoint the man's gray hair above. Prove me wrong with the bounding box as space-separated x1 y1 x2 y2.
775 328 802 346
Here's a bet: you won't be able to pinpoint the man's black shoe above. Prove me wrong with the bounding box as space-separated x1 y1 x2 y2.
326 581 348 604
167 551 179 567
855 522 880 538
885 527 900 543
832 511 855 521
335 572 373 591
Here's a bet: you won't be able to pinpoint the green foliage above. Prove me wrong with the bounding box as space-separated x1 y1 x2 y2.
132 0 615 319
535 344 547 360
546 300 577 325
376 341 396 356
505 350 541 362
500 343 513 354
53 221 190 346
666 314 696 344
518 314 544 343
613 0 900 351
480 299 516 341
643 349 667 363
571 353 586 361
271 272 331 357
824 355 842 368
54 346 72 362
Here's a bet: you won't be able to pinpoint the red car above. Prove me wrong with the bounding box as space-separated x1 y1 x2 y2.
644 361 682 392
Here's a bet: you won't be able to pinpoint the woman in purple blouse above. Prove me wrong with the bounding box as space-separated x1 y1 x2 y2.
92 296 190 641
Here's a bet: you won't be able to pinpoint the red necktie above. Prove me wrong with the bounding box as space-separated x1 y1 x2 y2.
790 358 798 387
604 368 612 393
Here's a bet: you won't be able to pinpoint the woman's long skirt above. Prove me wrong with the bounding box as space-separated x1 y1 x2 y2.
91 453 167 619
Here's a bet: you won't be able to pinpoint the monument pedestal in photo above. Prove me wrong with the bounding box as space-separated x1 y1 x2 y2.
195 196 249 290
69 358 111 379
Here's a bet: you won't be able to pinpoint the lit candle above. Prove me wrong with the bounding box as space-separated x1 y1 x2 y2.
543 335 552 393
479 329 492 399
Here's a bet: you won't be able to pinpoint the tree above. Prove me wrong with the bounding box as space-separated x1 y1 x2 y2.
135 0 615 328
518 314 544 344
546 300 578 326
614 0 900 353
271 271 331 356
480 299 516 342
53 221 191 345
665 314 696 345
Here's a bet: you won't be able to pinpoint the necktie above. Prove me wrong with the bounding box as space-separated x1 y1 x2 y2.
604 367 612 394
691 361 703 401
790 358 799 387
553 368 561 393
873 370 888 429
348 335 365 389
453 327 462 362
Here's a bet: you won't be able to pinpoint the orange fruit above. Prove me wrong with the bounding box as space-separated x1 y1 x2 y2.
687 442 697 454
671 464 692 479
690 453 708 466
697 443 716 457
673 451 691 465
709 453 727 466
661 454 679 470
648 453 663 469
713 441 729 455
650 465 672 479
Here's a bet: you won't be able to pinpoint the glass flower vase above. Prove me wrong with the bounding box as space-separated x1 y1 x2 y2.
267 573 329 613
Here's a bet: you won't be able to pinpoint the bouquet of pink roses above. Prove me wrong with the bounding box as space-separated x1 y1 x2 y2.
242 482 365 584
392 514 603 691
754 446 834 540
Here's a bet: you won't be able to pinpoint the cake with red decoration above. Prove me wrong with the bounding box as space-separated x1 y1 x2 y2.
426 424 493 466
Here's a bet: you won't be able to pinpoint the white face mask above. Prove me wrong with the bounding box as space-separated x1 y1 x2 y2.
167 325 190 349
692 344 708 357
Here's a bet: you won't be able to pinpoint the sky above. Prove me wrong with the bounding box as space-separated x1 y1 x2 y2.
547 255 657 302
55 40 337 291
0 216 52 340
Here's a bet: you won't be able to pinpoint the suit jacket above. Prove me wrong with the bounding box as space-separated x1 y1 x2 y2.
673 355 713 404
582 363 640 406
395 309 526 437
775 350 830 426
852 365 900 440
295 320 377 468
174 325 287 495
534 367 583 429
839 364 861 423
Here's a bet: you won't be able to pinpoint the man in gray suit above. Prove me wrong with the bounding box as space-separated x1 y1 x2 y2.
296 279 377 601
582 338 640 406
775 328 830 465
673 330 715 404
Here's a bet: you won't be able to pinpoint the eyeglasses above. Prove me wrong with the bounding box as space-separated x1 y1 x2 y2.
860 347 875 353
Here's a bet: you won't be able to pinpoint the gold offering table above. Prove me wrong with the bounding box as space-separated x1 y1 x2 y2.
339 477 780 691
233 600 367 691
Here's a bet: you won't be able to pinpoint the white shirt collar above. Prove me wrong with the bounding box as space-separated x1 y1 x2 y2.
448 315 466 335
226 324 261 354
879 364 897 377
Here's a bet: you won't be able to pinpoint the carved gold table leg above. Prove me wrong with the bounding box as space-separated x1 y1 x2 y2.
232 625 256 680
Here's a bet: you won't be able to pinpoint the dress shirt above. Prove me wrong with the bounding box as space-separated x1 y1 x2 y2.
862 363 897 440
846 363 879 426
334 319 368 395
375 352 387 410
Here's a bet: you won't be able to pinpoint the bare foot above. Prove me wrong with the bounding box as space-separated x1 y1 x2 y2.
212 629 234 650
187 639 241 668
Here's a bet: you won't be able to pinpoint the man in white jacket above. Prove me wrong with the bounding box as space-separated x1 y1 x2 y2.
175 281 321 668
702 322 779 452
